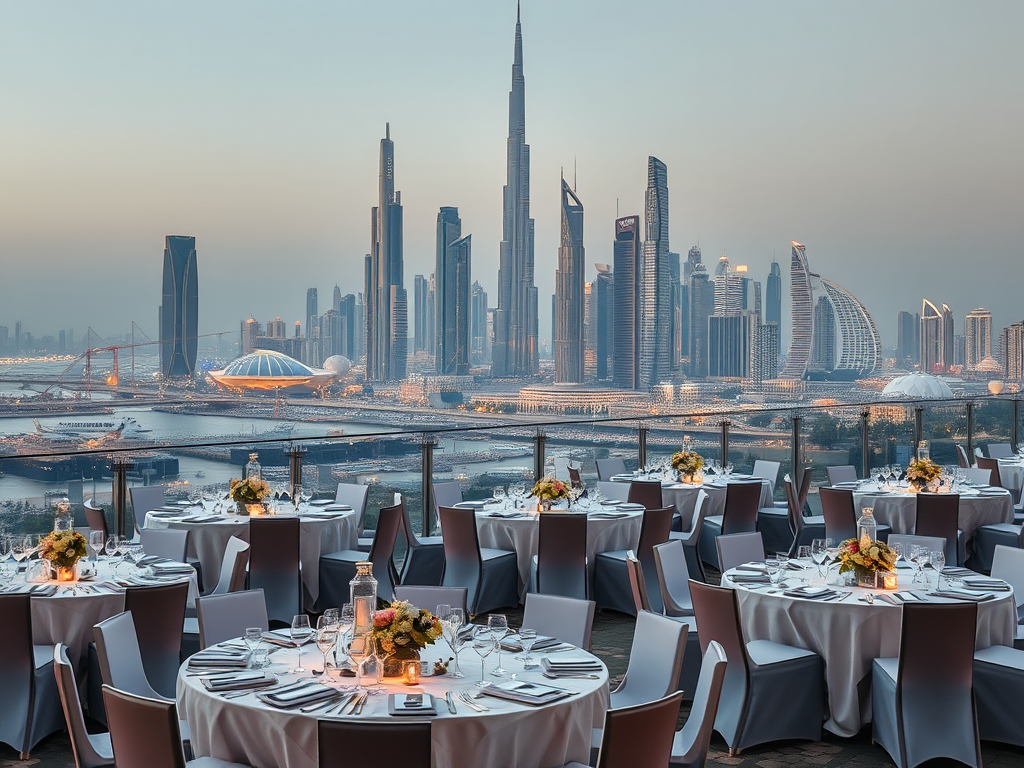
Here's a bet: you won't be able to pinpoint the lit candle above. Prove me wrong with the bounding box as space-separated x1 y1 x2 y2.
403 660 421 685
882 572 898 590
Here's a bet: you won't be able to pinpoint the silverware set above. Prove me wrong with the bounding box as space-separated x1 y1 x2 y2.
458 690 489 712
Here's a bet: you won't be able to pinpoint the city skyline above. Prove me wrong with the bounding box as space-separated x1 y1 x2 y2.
0 2 1022 348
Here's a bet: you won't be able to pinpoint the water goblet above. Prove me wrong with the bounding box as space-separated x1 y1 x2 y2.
347 634 371 692
446 608 465 678
811 538 830 577
493 487 507 509
244 627 263 666
930 550 945 589
472 630 495 687
291 485 303 513
487 614 509 676
104 534 118 560
88 530 104 562
518 628 538 668
290 614 312 673
314 625 338 677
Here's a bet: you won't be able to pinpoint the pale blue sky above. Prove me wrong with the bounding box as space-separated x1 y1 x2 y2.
0 1 1021 351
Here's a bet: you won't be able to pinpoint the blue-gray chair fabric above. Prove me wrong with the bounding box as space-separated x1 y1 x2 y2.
653 540 694 617
124 582 189 699
397 495 445 586
248 517 301 625
393 586 468 618
334 482 370 536
751 460 781 498
535 512 588 599
970 522 1023 574
690 580 823 755
432 481 463 530
914 492 965 566
319 502 403 609
973 644 1024 746
754 507 792 555
609 610 688 710
439 506 518 616
699 482 764 568
522 593 595 650
319 720 430 768
826 465 858 486
669 490 709 583
819 487 891 543
53 644 114 768
196 589 269 650
670 641 729 768
988 442 1014 460
596 458 626 481
784 472 824 557
989 545 1024 649
594 506 673 615
716 532 764 575
871 602 981 768
0 594 64 759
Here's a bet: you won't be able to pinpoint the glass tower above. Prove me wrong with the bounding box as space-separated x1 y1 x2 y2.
159 235 198 377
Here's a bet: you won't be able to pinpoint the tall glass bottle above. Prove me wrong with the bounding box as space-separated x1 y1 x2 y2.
350 561 378 641
53 498 73 532
245 453 262 481
857 507 877 548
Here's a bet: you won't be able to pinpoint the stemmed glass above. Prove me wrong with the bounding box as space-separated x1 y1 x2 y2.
12 535 30 567
244 627 263 668
487 614 509 676
517 628 538 668
290 614 312 673
335 604 354 669
891 465 903 487
811 538 831 578
472 629 495 687
347 634 371 692
368 633 391 694
929 549 945 589
891 542 905 571
445 608 465 677
765 553 782 586
88 531 104 562
910 546 929 584
493 487 507 509
314 617 338 677
292 485 303 514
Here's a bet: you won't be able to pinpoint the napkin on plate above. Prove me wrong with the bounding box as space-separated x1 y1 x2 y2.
188 650 250 668
782 586 835 599
261 629 314 647
930 590 996 602
257 683 336 708
961 578 1012 591
500 634 561 652
149 562 196 575
309 500 333 507
588 512 628 520
387 693 438 716
201 671 277 691
540 653 602 674
482 680 573 705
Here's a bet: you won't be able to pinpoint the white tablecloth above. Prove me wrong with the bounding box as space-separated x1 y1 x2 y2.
177 638 609 768
145 508 357 609
475 506 643 598
852 487 1014 544
722 567 1015 737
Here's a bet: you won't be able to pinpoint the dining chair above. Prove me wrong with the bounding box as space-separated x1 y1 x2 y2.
956 444 972 468
977 456 1004 488
333 482 373 551
129 485 166 537
521 593 596 650
397 495 445 586
562 692 683 768
248 517 302 626
972 515 1024 574
961 466 996 486
605 608 688 713
914 493 964 565
139 528 189 564
568 465 584 490
101 685 252 768
784 472 824 557
318 720 430 768
872 602 982 768
53 644 114 768
886 533 947 560
628 480 663 510
594 506 674 615
432 480 463 530
597 480 630 502
669 489 709 583
0 594 63 760
319 502 403 608
700 481 762 570
826 465 858 486
689 580 824 756
989 545 1024 649
394 586 468 617
669 641 729 768
596 457 627 481
438 505 518 617
85 500 110 541
988 442 1014 460
716 532 765 574
653 540 695 617
124 582 190 698
184 535 251 647
534 512 588 599
819 487 891 543
196 589 270 649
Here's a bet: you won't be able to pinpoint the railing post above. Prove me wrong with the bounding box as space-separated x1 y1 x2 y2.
533 429 546 482
913 407 924 460
288 445 304 498
1013 398 1020 454
420 437 437 537
637 421 648 470
791 415 803 489
860 410 870 479
720 420 730 466
111 456 133 539
966 401 976 460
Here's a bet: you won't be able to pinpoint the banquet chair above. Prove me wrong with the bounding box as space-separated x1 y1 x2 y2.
653 540 695 617
439 506 518 617
784 472 824 557
977 456 1004 489
85 500 110 541
826 465 858 486
568 465 584 490
563 692 683 768
394 586 468 617
334 482 372 549
129 485 166 538
988 442 1014 459
976 446 986 459
594 506 674 615
699 482 763 570
973 642 1024 746
690 581 824 756
716 532 764 574
101 685 252 768
608 609 688 712
432 480 463 528
522 593 596 650
397 495 445 586
139 528 189 563
961 466 996 486
320 502 403 608
989 545 1024 649
819 487 891 543
886 534 947 560
124 582 190 699
669 489 709 583
751 460 781 497
628 480 663 510
533 512 588 599
914 493 964 566
872 602 982 768
53 644 114 768
319 720 430 768
957 444 972 468
752 460 788 550
669 641 729 768
596 457 627 481
554 457 571 482
248 517 301 626
196 589 269 649
0 594 63 760
597 480 630 502
971 515 1024 574
184 535 251 646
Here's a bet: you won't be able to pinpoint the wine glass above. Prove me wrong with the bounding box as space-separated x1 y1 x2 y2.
472 630 495 687
368 633 391 693
891 541 905 571
291 485 303 513
12 535 29 565
765 553 782 586
517 627 538 667
347 634 371 692
930 550 945 589
811 538 830 577
88 530 104 562
290 614 312 673
487 614 509 677
314 620 338 677
335 603 354 667
300 487 313 507
891 465 903 486
446 608 465 678
493 487 507 509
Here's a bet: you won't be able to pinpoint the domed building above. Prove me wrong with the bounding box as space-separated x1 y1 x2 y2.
322 355 352 377
207 350 335 392
881 373 955 400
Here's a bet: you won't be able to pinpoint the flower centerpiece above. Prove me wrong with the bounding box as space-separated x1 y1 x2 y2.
228 477 271 515
836 537 898 588
671 449 704 483
39 529 88 582
531 476 572 511
371 600 443 676
906 458 941 493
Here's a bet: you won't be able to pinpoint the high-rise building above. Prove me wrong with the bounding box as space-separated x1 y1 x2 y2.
554 178 585 383
14 321 22 353
781 242 812 379
1001 322 1024 381
266 317 287 338
333 285 342 313
336 294 357 359
435 207 463 371
670 251 682 371
425 276 436 356
682 245 702 359
897 311 920 365
964 308 993 371
492 6 538 378
593 264 614 382
688 263 714 378
354 292 365 363
305 288 318 337
766 259 782 332
708 311 758 378
753 323 779 384
240 317 260 355
412 275 427 353
810 295 836 372
612 215 641 389
159 235 199 377
470 281 489 364
366 124 407 381
639 156 671 387
439 235 471 375
921 299 954 373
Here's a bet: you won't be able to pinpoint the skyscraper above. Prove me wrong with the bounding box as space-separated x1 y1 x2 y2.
333 284 342 313
896 310 920 365
366 124 407 381
639 156 671 387
159 235 198 377
766 259 782 356
964 308 993 371
439 235 472 375
612 215 641 389
470 281 489 364
435 207 462 367
593 264 614 381
753 323 780 384
708 311 757 378
1001 322 1024 381
305 288 318 337
688 263 714 378
670 251 682 371
781 242 812 379
921 299 954 373
492 6 538 378
413 275 428 353
554 178 585 383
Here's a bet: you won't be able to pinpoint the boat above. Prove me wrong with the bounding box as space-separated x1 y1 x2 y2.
33 416 151 439
194 470 207 478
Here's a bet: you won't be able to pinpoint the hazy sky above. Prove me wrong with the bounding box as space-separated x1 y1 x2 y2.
1 1 1021 353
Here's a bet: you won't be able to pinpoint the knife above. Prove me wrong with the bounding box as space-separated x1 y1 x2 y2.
445 691 457 714
354 691 369 714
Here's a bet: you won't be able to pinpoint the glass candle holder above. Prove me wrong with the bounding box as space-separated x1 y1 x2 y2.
403 660 421 685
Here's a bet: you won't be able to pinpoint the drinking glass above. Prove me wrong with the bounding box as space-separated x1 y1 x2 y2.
88 531 104 562
765 554 782 586
347 634 371 691
336 603 354 668
796 545 812 562
910 546 928 584
292 485 303 513
104 534 118 560
446 608 465 678
290 614 312 673
368 633 390 692
723 462 734 478
314 624 338 677
517 628 538 667
891 465 903 486
811 538 830 577
472 631 495 687
891 542 905 570
244 627 263 652
487 614 509 676
930 550 945 589
0 536 10 565
493 487 507 509
435 604 451 625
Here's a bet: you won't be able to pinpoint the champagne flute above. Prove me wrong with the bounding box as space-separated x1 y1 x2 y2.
446 608 465 678
488 614 509 677
292 484 303 513
930 549 946 590
516 627 538 666
472 630 495 687
290 614 312 673
347 634 370 692
811 538 829 577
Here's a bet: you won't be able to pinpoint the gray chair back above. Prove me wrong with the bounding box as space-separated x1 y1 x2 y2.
625 552 652 613
596 457 626 481
721 482 761 535
819 487 857 542
197 589 269 649
679 490 709 546
84 502 109 541
139 528 188 564
977 457 1003 488
100 685 187 768
961 467 995 486
248 517 301 624
671 641 729 768
991 545 1024 605
915 493 960 565
432 480 463 529
826 465 858 486
785 472 813 534
887 534 946 555
597 480 630 502
537 512 587 599
956 444 971 468
612 610 688 709
988 442 1014 459
124 582 189 699
334 483 370 535
129 486 165 535
636 506 674 562
568 465 584 489
689 581 751 728
628 480 663 510
93 612 164 700
653 540 693 617
367 502 404 601
716 532 764 574
439 506 484 604
53 644 113 768
209 536 250 595
594 691 683 768
0 594 37 755
393 586 468 617
522 593 596 650
751 460 781 493
318 720 430 768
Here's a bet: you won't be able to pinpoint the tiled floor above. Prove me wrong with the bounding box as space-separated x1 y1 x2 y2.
5 607 1024 767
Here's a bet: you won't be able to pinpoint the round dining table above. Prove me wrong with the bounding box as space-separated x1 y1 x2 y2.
177 637 609 768
721 564 1015 737
145 504 357 609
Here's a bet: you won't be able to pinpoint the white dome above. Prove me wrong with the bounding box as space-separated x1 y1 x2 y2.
882 373 954 399
322 356 352 376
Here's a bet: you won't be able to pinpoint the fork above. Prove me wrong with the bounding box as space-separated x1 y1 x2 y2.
459 691 488 712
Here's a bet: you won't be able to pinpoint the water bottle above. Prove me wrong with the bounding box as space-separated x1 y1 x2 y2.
53 499 73 533
350 561 378 641
245 453 262 481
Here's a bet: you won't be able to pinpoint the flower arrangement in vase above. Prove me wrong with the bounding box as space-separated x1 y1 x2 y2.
671 449 704 483
836 537 898 588
229 477 271 515
372 600 443 676
531 476 572 511
906 458 941 493
39 529 88 582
